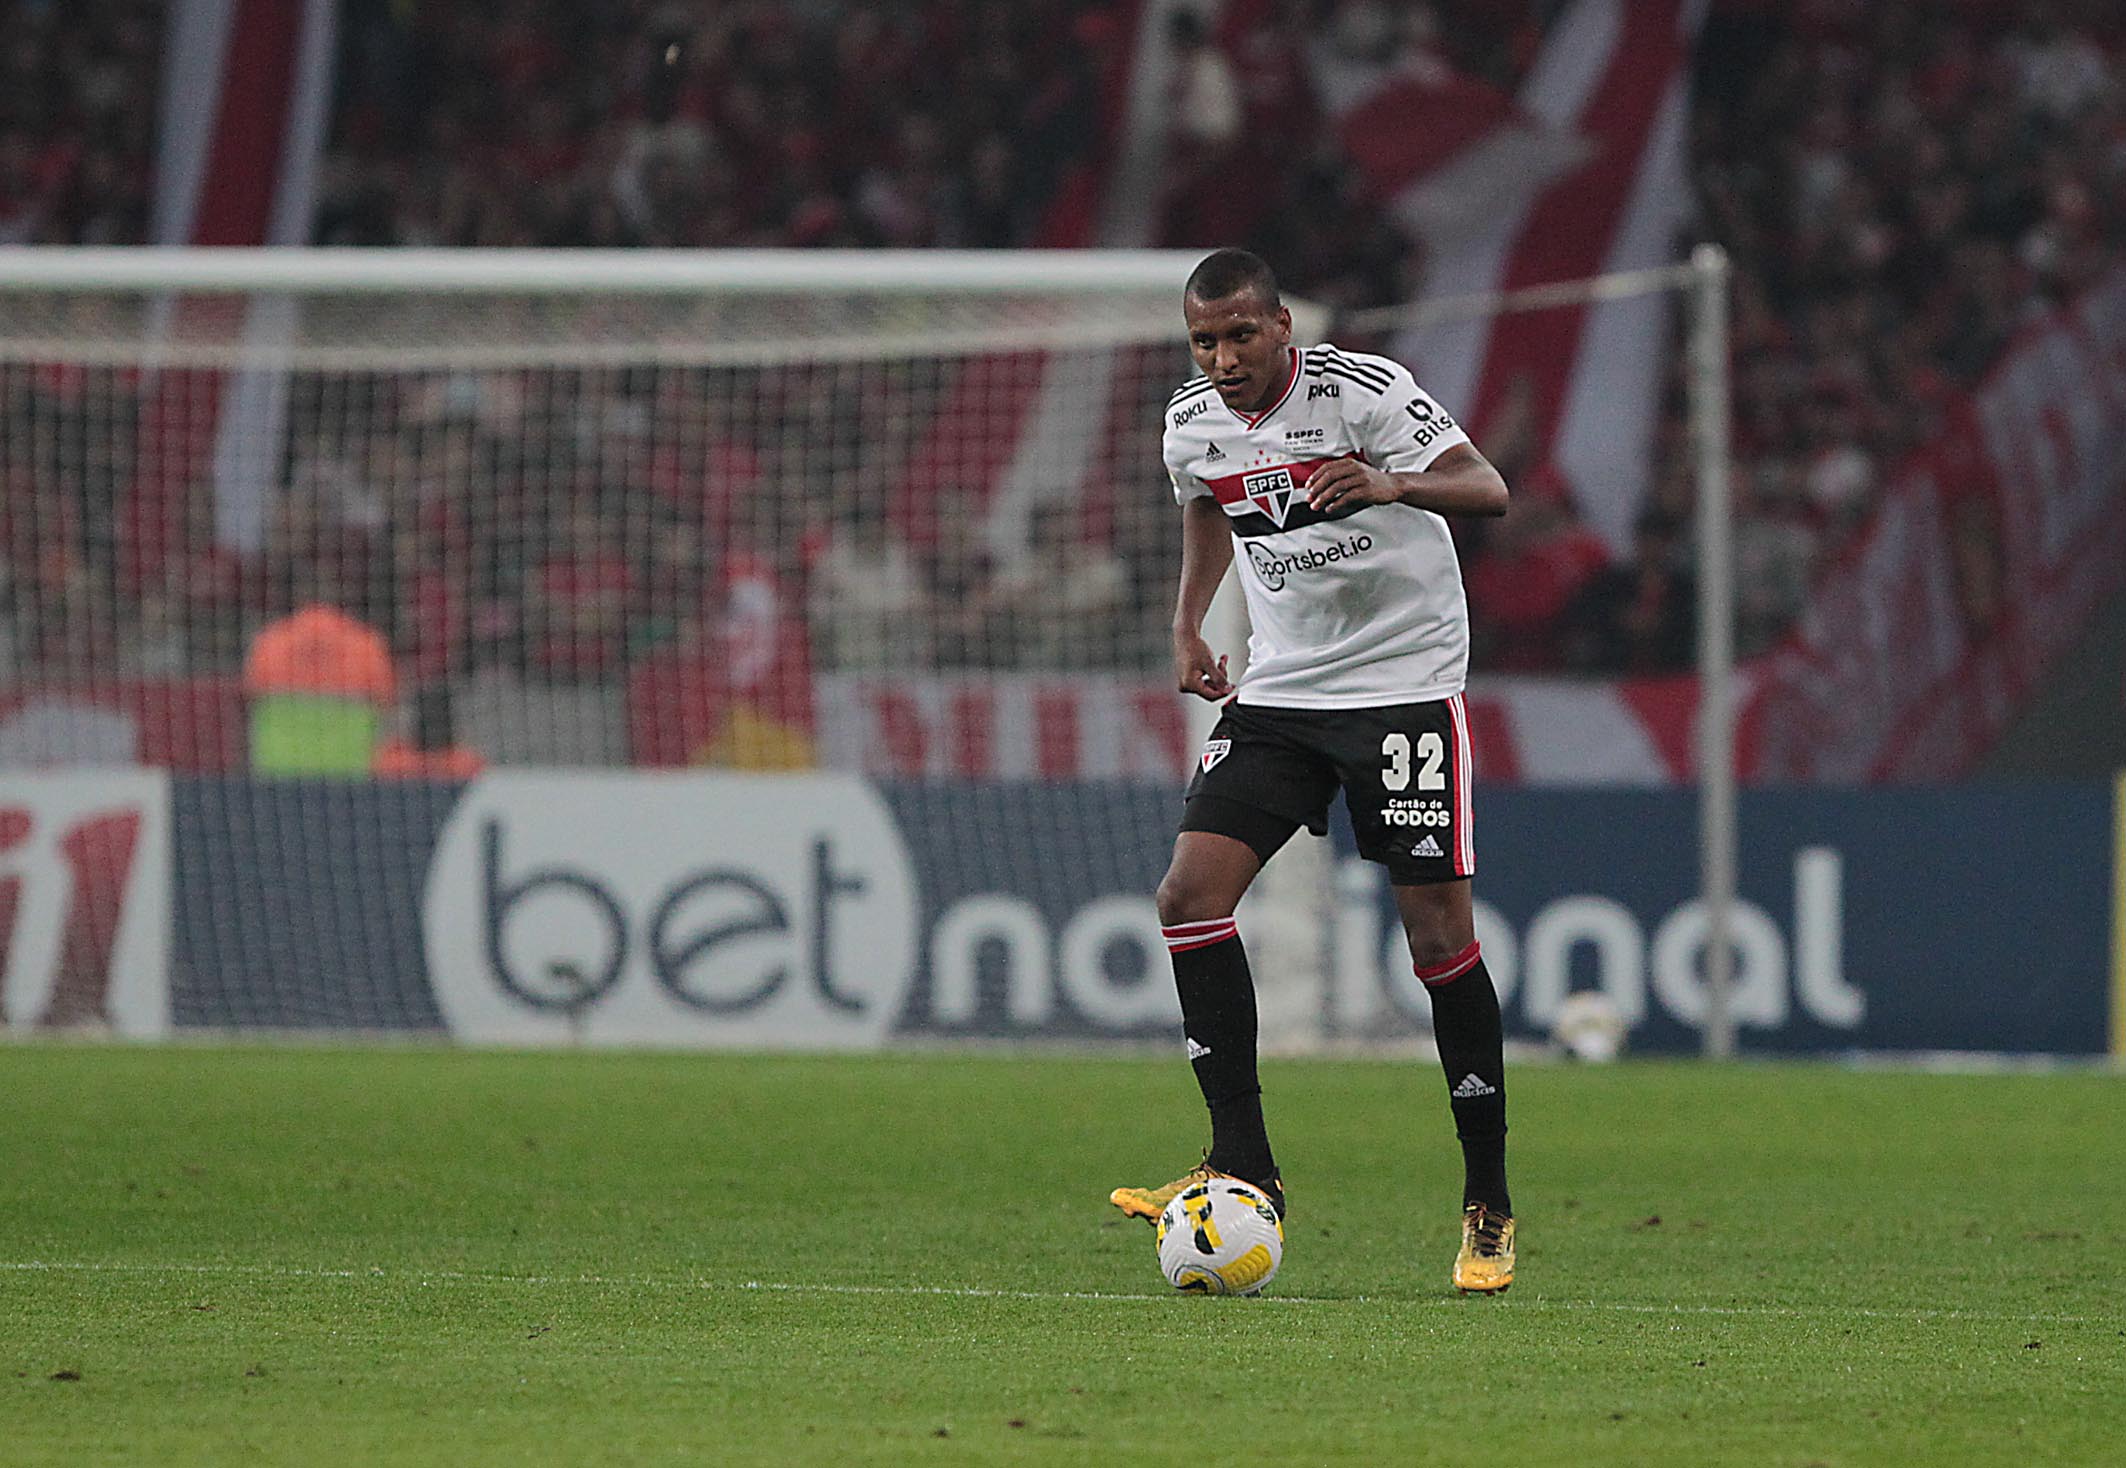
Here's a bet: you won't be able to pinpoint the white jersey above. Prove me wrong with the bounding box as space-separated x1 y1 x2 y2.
1164 343 1474 707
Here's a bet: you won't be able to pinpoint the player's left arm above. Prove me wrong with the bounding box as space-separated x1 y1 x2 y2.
1303 364 1507 517
1306 443 1508 517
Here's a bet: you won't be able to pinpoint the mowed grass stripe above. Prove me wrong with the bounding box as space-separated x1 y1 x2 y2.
2 1045 2122 1467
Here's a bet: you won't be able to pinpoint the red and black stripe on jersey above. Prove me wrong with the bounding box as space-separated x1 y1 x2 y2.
1303 345 1395 395
1168 376 1212 407
1206 454 1374 538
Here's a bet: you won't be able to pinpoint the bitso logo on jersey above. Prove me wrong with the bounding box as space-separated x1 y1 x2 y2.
1241 467 1295 525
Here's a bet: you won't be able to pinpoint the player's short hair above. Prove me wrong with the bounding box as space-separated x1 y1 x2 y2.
1185 249 1281 311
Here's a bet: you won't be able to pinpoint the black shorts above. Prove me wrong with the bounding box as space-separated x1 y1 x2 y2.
1181 695 1475 886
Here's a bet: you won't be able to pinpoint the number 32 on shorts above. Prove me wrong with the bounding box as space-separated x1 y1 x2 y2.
1380 731 1446 792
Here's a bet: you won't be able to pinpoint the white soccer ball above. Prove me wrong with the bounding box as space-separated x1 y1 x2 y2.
1552 989 1628 1062
1155 1177 1285 1295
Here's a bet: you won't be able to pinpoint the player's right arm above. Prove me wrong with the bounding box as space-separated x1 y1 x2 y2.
1173 495 1235 700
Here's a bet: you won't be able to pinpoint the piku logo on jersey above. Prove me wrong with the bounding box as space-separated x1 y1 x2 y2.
1246 533 1374 591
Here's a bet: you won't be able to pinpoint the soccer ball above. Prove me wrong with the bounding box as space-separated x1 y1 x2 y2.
1156 1177 1284 1295
1552 989 1628 1062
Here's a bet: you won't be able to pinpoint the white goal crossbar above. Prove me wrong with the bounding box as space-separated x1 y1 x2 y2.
0 247 1217 296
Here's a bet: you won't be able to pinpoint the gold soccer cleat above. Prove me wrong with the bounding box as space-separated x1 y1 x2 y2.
1111 1161 1284 1223
1454 1203 1516 1294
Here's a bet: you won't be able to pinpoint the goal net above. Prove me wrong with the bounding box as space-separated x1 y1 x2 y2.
0 249 1353 1047
0 251 1236 745
0 249 1727 1056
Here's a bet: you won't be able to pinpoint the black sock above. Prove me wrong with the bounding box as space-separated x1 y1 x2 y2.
1162 920 1277 1187
1419 943 1510 1216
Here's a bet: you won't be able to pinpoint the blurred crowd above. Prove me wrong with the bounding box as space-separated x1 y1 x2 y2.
319 0 1129 251
2 0 2121 694
0 0 158 245
0 355 1164 687
1689 0 2124 657
1461 0 2124 670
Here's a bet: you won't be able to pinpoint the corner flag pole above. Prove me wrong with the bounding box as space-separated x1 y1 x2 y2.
1689 243 1738 1060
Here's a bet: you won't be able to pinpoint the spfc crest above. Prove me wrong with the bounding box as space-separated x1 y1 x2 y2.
1200 738 1232 773
1241 467 1295 526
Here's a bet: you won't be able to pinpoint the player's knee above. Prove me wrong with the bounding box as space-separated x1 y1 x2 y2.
1404 930 1467 973
1156 871 1228 927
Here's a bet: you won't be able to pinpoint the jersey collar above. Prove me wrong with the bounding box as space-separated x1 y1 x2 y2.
1228 347 1301 429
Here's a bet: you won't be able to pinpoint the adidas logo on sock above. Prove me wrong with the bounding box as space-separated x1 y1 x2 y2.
1451 1073 1497 1098
1186 1037 1211 1060
1412 834 1444 858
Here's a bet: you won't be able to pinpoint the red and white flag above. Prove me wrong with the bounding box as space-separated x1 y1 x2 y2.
150 0 340 553
1362 0 1706 554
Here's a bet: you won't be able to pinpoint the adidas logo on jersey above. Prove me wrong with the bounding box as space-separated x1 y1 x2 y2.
1451 1073 1497 1099
1204 442 1224 461
1411 833 1444 858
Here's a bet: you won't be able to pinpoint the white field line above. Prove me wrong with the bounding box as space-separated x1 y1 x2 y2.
0 1259 2111 1326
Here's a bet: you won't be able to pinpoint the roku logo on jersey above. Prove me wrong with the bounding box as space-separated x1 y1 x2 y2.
1171 398 1210 429
1245 534 1374 591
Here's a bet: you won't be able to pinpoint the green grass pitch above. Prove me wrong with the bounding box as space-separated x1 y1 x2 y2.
3 1045 2121 1465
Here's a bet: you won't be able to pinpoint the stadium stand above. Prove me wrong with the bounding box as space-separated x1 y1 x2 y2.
318 0 1132 251
1 0 2119 756
0 0 160 247
305 0 2126 679
1663 0 2124 665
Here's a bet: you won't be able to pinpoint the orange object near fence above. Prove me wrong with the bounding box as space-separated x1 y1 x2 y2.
242 605 397 706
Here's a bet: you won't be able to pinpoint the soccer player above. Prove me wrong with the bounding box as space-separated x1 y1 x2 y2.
1109 249 1517 1293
